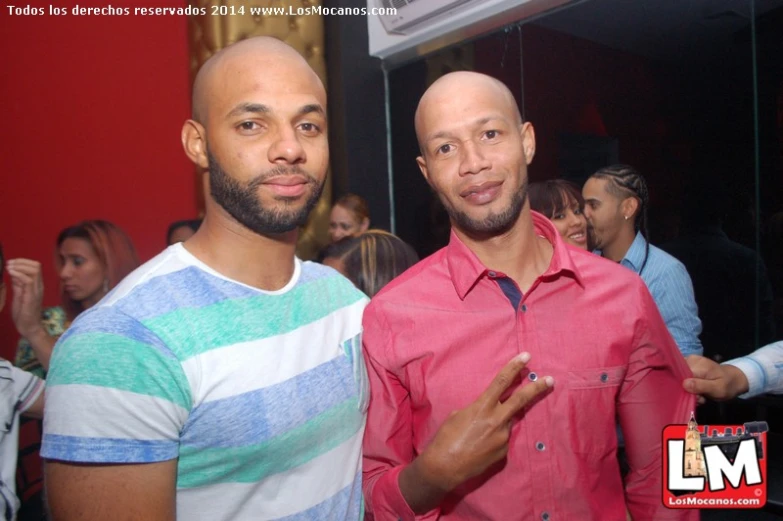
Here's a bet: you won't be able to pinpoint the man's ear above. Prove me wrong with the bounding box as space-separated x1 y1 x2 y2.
182 120 209 169
359 218 370 233
622 196 640 220
417 155 430 185
521 122 536 165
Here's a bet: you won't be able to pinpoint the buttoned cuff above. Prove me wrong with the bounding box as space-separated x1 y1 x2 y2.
723 358 764 398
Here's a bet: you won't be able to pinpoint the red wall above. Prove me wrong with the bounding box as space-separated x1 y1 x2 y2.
0 1 196 360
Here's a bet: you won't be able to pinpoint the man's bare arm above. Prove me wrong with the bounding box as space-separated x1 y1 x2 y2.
46 460 177 521
22 389 44 420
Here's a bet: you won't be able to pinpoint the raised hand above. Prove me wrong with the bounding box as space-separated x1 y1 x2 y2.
400 352 554 512
7 258 45 338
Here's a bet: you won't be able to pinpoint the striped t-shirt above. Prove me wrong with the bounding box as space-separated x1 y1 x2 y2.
42 243 369 520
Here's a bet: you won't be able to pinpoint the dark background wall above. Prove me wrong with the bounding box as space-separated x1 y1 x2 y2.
386 20 782 258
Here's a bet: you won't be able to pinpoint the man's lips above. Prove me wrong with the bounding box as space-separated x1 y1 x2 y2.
460 181 503 204
262 175 309 197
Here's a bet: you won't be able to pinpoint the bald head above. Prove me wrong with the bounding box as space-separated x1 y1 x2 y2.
191 36 325 124
415 72 522 150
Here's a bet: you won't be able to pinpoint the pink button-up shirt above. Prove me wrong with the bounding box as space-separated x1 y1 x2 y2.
362 212 697 521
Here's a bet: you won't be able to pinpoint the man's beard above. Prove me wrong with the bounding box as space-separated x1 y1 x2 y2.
442 178 529 237
208 149 324 236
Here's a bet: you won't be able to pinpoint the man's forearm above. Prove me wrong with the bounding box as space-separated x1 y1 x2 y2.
24 327 57 370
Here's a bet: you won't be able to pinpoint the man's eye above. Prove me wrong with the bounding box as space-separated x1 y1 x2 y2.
238 121 259 131
299 122 320 134
485 130 498 139
437 144 451 155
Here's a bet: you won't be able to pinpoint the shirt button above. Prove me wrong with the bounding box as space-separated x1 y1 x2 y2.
488 271 497 278
528 372 538 382
521 304 528 312
536 441 546 451
600 373 609 383
541 513 550 521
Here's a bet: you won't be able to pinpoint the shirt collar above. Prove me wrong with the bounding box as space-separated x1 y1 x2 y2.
446 210 584 300
621 231 648 272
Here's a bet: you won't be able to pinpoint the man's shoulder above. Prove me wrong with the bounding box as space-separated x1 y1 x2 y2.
647 243 688 270
299 260 369 315
573 247 648 288
369 248 449 304
63 247 208 340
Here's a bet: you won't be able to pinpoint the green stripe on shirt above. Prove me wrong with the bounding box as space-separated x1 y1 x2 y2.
143 276 365 360
47 332 192 410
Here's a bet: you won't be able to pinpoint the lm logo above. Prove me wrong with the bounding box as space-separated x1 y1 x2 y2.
663 414 767 509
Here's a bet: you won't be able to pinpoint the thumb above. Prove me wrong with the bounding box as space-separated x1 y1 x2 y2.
683 377 721 399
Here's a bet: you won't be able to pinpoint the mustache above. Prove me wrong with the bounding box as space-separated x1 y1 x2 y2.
247 165 316 189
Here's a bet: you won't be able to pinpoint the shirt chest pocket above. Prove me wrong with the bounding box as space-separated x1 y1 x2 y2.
566 366 625 457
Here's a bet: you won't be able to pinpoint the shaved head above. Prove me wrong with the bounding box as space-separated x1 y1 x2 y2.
412 71 535 238
191 36 325 124
181 36 329 238
415 71 522 151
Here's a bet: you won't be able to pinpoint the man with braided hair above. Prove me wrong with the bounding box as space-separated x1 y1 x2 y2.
582 164 703 357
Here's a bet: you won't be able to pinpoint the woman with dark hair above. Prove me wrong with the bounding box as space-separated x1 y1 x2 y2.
321 230 418 298
167 218 203 245
328 193 370 244
529 179 589 249
8 220 140 377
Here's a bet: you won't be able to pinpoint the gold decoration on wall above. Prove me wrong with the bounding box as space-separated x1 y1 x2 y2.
188 0 329 260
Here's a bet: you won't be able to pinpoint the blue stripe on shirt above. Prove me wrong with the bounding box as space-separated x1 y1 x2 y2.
180 356 355 448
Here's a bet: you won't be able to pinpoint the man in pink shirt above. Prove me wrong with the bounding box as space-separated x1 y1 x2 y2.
361 71 698 520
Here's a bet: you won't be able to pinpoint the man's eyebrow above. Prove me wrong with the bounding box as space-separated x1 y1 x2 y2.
226 103 270 119
584 197 600 204
298 104 325 117
225 103 325 120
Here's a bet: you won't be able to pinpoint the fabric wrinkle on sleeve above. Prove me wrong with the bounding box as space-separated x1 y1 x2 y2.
361 302 441 521
619 280 698 521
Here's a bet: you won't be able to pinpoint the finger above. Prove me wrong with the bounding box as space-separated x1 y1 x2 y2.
7 269 35 287
7 258 40 268
685 355 715 379
499 376 554 421
683 378 727 401
6 262 42 277
480 353 531 405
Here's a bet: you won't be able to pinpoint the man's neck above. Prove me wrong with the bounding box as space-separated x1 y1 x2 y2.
454 209 553 294
184 211 299 292
601 226 637 263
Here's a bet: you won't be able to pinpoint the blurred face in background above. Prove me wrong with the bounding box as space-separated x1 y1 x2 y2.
549 192 588 249
329 204 368 243
582 177 625 250
58 238 106 307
